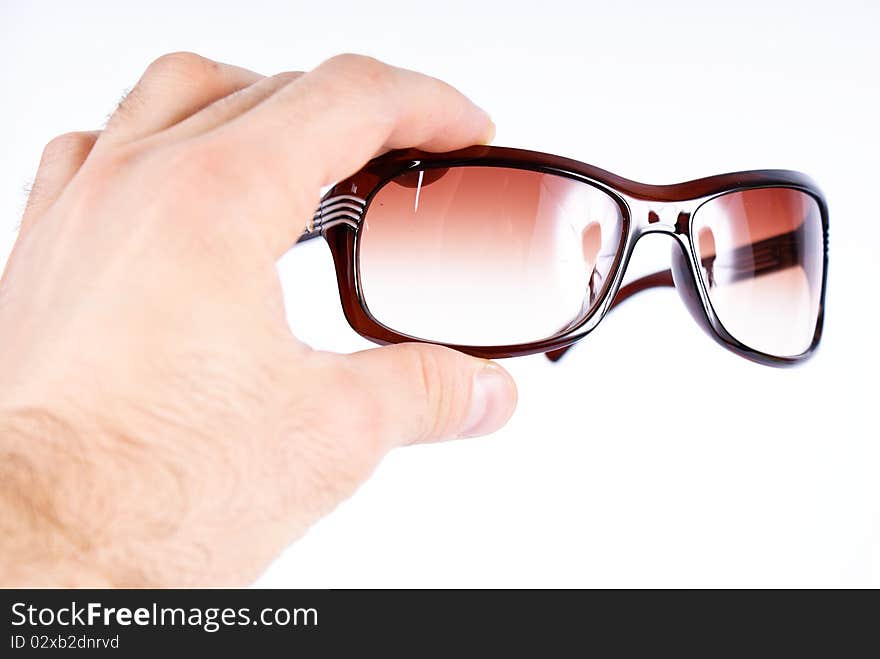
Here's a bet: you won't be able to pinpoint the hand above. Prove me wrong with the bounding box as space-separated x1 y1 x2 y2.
0 53 517 586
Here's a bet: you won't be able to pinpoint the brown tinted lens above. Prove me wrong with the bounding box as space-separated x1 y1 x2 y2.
692 188 824 357
358 166 625 346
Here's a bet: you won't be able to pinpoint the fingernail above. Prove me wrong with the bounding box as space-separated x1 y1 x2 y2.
480 116 497 145
459 362 515 438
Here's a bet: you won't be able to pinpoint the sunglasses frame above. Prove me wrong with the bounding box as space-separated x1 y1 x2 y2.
302 145 829 366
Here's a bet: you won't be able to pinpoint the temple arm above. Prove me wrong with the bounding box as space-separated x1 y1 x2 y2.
544 269 674 362
295 229 323 244
295 207 325 244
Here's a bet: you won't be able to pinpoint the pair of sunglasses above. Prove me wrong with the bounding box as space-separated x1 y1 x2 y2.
297 146 828 366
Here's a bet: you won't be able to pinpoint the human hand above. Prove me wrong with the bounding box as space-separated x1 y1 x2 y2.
0 53 517 586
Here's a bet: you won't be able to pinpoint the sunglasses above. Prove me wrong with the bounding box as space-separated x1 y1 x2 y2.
297 146 828 366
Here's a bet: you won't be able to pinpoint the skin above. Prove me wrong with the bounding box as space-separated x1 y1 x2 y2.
0 53 517 586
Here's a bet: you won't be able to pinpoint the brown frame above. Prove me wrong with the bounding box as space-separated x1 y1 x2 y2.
299 145 829 367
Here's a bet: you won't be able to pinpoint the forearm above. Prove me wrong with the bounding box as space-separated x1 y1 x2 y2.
0 411 111 587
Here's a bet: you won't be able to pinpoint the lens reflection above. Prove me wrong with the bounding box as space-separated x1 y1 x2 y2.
692 188 824 357
358 166 625 346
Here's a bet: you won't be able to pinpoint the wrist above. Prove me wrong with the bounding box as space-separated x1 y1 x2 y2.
0 408 111 586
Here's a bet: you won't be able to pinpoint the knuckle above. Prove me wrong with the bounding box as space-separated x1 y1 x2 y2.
144 51 218 83
321 53 395 92
402 345 462 441
270 70 303 86
40 131 96 164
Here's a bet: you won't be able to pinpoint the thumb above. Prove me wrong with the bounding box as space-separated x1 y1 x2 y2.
343 342 517 446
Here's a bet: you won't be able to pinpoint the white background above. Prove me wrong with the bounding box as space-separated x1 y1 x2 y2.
2 0 877 587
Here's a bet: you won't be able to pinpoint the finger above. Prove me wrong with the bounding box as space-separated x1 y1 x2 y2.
340 343 517 447
160 71 304 142
20 131 99 233
208 54 495 256
239 53 495 184
97 52 262 147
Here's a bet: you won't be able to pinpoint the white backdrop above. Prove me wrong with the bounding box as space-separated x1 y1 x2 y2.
2 0 877 587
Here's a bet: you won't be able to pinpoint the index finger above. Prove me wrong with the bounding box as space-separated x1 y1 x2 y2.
202 54 495 256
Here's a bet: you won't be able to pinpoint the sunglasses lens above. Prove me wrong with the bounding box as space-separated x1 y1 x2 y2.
358 166 625 346
691 188 824 357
